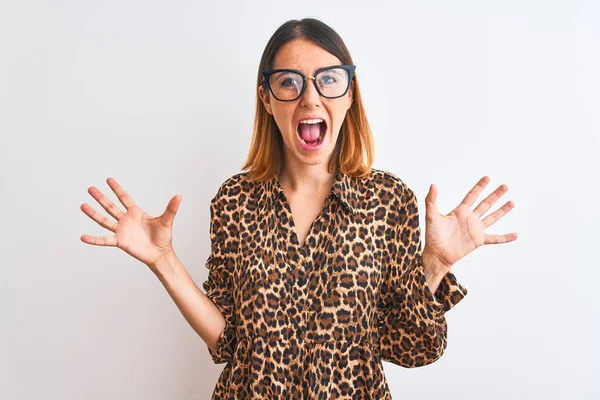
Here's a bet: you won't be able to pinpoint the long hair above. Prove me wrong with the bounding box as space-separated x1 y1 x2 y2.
242 18 375 181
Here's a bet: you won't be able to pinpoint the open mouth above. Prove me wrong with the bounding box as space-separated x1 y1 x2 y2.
296 118 326 148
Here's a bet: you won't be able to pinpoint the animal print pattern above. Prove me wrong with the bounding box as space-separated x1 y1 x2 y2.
202 168 468 399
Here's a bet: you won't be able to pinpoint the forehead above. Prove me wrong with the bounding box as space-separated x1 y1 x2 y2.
272 38 342 73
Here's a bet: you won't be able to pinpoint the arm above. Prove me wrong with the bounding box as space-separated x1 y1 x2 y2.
377 183 468 368
150 187 237 364
422 250 453 296
151 251 226 356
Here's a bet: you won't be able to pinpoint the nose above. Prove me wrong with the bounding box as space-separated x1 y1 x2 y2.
299 77 321 108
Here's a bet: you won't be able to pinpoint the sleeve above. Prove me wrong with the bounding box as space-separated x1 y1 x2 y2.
377 183 468 368
201 190 237 364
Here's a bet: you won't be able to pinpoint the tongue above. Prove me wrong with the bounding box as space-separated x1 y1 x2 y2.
298 123 321 142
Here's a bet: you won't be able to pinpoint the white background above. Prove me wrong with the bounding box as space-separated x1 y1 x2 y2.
1 0 598 399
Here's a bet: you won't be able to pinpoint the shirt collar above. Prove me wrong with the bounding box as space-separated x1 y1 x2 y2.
257 169 358 215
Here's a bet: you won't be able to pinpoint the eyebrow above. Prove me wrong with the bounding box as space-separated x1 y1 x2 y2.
273 65 339 73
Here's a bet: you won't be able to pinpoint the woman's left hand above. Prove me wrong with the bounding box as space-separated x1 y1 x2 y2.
422 176 518 273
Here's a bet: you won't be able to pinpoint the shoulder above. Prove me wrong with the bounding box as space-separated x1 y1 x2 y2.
367 169 419 230
368 168 413 202
210 172 254 208
215 172 253 194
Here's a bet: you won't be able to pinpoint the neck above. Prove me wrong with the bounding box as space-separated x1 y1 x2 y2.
278 157 336 192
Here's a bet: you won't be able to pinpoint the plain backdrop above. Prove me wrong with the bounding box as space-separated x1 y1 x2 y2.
1 0 599 399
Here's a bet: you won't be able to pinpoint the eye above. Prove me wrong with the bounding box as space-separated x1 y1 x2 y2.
273 72 303 88
319 74 338 85
281 77 299 87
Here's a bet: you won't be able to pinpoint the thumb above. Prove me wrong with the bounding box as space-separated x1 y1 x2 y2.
161 194 182 228
425 184 439 221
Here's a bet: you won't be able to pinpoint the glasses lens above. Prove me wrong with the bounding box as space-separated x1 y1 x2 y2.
315 67 350 98
269 71 304 101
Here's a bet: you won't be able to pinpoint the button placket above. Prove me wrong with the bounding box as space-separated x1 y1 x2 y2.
273 191 310 341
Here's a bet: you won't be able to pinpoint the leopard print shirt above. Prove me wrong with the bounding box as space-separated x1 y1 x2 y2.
202 168 468 399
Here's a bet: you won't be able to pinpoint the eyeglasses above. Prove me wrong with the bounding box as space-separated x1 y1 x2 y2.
261 64 356 102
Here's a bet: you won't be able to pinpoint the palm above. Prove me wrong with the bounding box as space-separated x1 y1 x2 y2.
80 177 182 268
114 206 174 265
423 176 517 269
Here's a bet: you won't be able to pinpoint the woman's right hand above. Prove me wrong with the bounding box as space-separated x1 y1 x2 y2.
80 177 182 270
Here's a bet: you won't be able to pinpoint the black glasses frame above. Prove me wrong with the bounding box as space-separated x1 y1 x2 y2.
261 64 356 102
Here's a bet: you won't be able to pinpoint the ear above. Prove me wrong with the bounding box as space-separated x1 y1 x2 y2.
258 85 273 115
346 81 354 110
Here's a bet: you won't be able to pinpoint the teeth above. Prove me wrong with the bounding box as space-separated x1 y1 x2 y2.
299 118 323 124
301 138 322 145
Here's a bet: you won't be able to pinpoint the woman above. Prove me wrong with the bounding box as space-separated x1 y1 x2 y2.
80 18 517 399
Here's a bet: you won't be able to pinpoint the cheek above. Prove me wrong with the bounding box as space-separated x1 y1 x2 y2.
272 108 296 133
331 106 350 131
